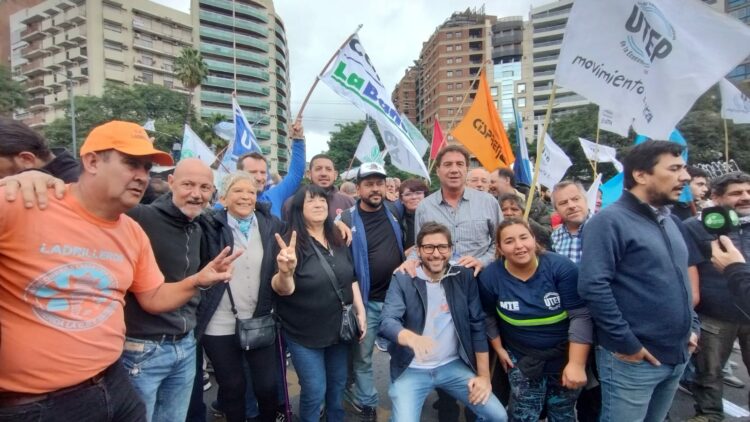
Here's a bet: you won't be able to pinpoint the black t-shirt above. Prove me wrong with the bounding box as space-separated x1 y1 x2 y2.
403 211 416 250
275 239 355 348
360 207 403 302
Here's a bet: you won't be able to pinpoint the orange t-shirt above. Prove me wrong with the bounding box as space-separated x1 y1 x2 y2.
0 186 164 393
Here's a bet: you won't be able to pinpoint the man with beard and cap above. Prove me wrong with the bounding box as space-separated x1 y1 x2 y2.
578 140 700 422
337 162 405 422
0 121 239 421
682 172 750 422
283 153 355 221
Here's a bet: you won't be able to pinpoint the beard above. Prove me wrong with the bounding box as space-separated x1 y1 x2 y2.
646 186 681 207
361 194 383 209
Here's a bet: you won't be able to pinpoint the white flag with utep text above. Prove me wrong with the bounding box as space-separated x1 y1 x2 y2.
720 78 750 124
538 134 572 189
555 0 750 139
578 137 624 172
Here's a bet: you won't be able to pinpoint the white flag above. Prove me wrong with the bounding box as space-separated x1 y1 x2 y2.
578 137 624 172
401 113 430 157
142 119 156 132
555 0 750 139
587 173 603 213
598 108 631 137
720 78 750 124
320 35 428 178
181 125 217 166
375 119 429 179
354 126 386 164
538 134 572 189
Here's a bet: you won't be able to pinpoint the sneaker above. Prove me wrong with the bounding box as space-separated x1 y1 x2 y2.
275 411 289 422
678 380 694 395
360 406 377 422
202 372 212 392
686 416 713 422
729 359 739 370
343 394 362 414
723 374 746 388
375 338 388 352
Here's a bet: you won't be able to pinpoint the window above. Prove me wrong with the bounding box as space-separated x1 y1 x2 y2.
447 45 453 52
455 57 462 64
105 62 124 71
164 79 173 88
455 31 461 38
141 71 153 83
104 21 121 33
447 96 454 102
448 108 454 115
517 83 526 94
140 54 154 65
447 70 453 77
104 41 122 51
447 83 454 90
456 82 463 89
447 32 453 39
490 87 498 96
455 44 462 51
455 69 463 77
447 58 453 65
518 98 526 108
456 95 463 101
502 70 514 77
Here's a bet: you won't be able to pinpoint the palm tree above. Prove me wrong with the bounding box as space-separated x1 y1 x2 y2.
174 47 208 125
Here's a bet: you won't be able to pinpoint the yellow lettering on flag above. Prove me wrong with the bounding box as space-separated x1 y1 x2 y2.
450 71 514 171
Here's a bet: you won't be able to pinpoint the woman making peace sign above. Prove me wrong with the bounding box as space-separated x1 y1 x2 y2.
273 185 366 422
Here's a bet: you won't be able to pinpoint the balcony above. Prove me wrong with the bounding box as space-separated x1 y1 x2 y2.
27 96 48 111
200 42 269 66
199 0 268 23
205 59 269 81
21 23 45 42
25 77 49 94
69 47 87 63
68 26 87 44
22 41 46 59
201 91 270 110
277 162 287 173
22 59 46 77
533 23 566 34
199 10 268 37
199 27 268 52
41 19 61 34
203 75 270 95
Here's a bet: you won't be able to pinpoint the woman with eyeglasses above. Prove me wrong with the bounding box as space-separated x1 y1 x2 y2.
398 178 429 254
477 218 593 422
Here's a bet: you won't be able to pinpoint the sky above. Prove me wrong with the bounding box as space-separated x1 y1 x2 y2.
154 0 556 159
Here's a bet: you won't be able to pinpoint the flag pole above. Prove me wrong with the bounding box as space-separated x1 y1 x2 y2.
427 59 492 174
524 84 557 220
295 24 363 122
593 109 600 179
724 118 730 163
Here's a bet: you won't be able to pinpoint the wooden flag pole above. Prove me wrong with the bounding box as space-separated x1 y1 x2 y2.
524 84 557 220
593 111 601 179
295 24 363 123
427 59 492 174
724 118 730 163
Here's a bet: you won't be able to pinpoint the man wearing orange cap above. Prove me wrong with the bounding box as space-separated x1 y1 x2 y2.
0 121 240 421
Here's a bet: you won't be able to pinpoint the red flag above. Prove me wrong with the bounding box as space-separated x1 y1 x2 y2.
430 117 445 160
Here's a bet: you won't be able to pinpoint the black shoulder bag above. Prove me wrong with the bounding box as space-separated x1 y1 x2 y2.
312 243 362 344
225 285 277 350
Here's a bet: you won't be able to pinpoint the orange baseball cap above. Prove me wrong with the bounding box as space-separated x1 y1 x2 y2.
80 120 174 166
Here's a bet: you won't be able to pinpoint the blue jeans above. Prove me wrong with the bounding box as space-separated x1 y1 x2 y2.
0 360 145 421
348 300 384 407
388 359 507 422
597 346 687 422
286 337 349 422
121 333 196 422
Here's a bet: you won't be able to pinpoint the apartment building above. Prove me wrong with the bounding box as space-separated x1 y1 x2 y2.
192 0 290 175
490 16 524 130
391 65 418 125
11 0 193 128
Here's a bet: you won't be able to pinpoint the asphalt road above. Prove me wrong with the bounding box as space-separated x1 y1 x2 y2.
203 347 750 421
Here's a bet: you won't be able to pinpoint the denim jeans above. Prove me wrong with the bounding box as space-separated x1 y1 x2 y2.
121 333 196 422
693 314 750 420
348 300 384 407
0 360 146 422
388 359 507 422
597 346 687 422
506 350 580 422
286 337 349 422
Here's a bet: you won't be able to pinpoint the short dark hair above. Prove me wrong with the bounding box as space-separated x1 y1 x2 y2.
309 153 335 170
0 118 52 160
686 165 707 180
284 184 344 256
623 141 684 190
498 192 523 209
399 178 429 196
711 171 750 197
435 145 470 168
416 222 452 247
237 152 267 171
496 167 516 188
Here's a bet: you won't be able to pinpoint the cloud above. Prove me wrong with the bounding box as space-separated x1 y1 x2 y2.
153 0 554 158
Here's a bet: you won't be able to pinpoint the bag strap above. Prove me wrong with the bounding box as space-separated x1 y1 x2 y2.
225 284 240 319
312 242 345 307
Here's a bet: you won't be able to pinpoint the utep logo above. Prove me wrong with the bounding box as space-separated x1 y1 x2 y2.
24 262 118 331
543 292 561 311
621 2 675 68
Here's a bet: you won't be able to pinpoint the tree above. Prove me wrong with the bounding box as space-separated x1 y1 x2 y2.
44 83 195 154
0 65 26 117
174 47 209 125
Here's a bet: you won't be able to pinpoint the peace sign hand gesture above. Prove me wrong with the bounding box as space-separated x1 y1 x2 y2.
275 231 298 275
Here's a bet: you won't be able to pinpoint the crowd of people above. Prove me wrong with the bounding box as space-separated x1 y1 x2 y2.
0 116 749 422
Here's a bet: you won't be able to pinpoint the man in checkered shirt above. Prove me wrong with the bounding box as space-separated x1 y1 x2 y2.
550 181 591 265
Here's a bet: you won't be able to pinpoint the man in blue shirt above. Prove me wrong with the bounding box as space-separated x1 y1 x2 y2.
550 180 590 265
578 141 699 422
237 121 305 217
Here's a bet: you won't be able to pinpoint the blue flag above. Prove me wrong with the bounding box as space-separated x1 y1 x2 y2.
221 96 262 171
511 100 532 186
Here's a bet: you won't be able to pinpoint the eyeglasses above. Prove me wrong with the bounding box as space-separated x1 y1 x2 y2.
402 191 425 199
419 244 451 254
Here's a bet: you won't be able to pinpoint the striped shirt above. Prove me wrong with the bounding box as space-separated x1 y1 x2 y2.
550 215 589 264
414 187 502 267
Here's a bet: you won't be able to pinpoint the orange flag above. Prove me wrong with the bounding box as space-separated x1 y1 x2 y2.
450 71 515 171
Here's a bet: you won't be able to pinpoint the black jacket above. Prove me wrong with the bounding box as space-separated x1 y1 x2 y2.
726 262 750 306
195 202 285 339
42 148 80 183
124 193 202 338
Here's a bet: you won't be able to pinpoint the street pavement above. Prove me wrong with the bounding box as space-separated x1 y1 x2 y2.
204 346 750 421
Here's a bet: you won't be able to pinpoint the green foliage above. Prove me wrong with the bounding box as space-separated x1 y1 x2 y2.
325 120 439 189
174 47 209 125
0 65 27 116
43 83 215 154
